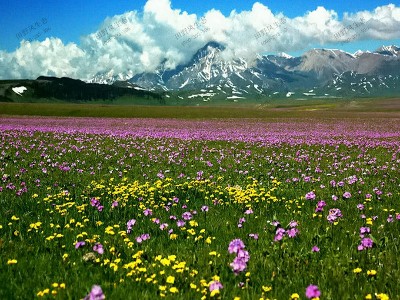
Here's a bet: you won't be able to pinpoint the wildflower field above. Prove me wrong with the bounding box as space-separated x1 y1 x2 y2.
0 113 399 299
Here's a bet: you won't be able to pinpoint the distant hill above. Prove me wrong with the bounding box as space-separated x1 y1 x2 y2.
0 76 164 104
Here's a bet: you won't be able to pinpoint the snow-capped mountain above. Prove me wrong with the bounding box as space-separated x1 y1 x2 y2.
89 43 400 101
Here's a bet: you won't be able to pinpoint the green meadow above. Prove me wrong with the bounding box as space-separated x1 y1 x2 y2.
0 99 399 299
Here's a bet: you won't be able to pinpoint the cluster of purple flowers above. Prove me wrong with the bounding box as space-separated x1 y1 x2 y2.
228 239 250 275
136 233 150 243
305 191 316 200
315 200 326 212
327 208 342 223
90 197 104 212
273 220 299 241
358 227 373 251
126 219 136 234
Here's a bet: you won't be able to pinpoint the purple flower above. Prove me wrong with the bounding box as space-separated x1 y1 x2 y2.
343 191 352 199
177 220 186 227
126 219 136 234
358 237 373 251
90 197 99 207
143 209 152 216
228 239 245 254
387 215 394 223
244 209 253 215
248 233 259 240
305 191 316 200
93 243 104 255
359 227 370 238
315 201 326 212
112 201 119 207
271 220 280 227
209 280 223 292
332 195 338 201
327 208 342 223
201 205 209 212
182 211 193 220
137 233 150 243
274 228 286 241
75 241 85 249
237 249 250 263
230 256 247 274
289 220 298 228
238 217 246 228
287 227 299 238
311 246 320 252
84 285 105 300
357 204 364 210
160 223 168 230
305 285 321 299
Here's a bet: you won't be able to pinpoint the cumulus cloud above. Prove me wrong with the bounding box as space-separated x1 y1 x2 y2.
0 1 399 80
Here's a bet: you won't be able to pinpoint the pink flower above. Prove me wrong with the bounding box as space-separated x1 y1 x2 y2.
343 191 352 199
209 280 223 292
305 191 316 200
182 211 193 220
311 246 320 252
358 237 373 251
287 227 299 238
305 285 321 299
93 243 104 255
274 228 286 241
84 285 105 300
228 239 245 254
248 233 259 240
75 241 85 249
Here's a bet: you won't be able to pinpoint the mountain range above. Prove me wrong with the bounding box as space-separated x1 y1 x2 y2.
91 43 400 102
1 44 399 104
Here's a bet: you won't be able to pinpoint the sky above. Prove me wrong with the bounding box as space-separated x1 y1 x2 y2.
0 0 399 80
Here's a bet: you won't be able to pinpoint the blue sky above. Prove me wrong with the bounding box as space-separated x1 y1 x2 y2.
1 0 397 53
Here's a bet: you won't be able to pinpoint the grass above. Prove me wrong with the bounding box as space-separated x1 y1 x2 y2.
0 116 399 299
0 97 399 119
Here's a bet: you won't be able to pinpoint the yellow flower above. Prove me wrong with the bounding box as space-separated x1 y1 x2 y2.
210 290 220 297
262 286 272 292
169 234 178 240
190 283 197 289
11 215 19 221
59 283 66 289
291 293 300 299
159 285 167 291
52 283 59 288
166 276 175 284
169 287 179 293
375 293 389 300
168 255 176 261
365 294 372 300
353 267 362 274
7 259 17 265
367 269 377 276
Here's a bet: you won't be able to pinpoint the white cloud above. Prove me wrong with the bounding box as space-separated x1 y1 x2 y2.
0 2 399 80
